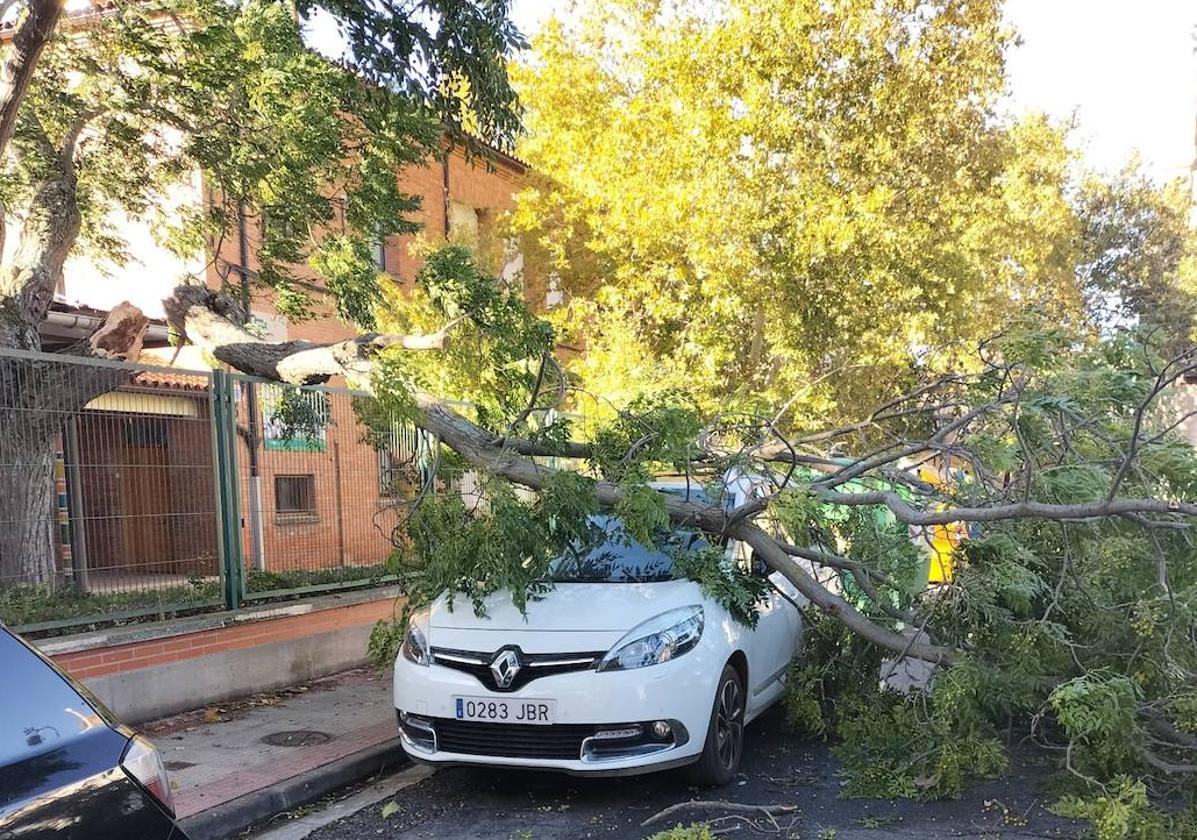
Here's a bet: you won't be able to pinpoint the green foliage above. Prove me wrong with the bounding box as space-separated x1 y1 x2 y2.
1075 162 1197 353
671 546 768 628
510 0 1098 423
784 613 884 738
10 0 525 338
368 616 407 673
1 565 390 638
373 245 558 432
767 326 1197 836
390 470 598 615
243 564 391 594
264 387 331 441
0 580 220 631
590 392 703 483
786 612 1007 800
612 480 670 546
1050 778 1167 840
296 0 526 150
832 691 1008 800
1049 674 1144 779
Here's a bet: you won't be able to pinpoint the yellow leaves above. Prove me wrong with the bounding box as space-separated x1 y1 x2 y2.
241 40 265 62
510 0 1098 421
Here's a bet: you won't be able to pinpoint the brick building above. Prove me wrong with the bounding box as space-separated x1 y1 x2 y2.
34 144 529 591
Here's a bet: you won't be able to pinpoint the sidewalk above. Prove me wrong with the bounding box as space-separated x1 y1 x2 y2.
140 668 405 840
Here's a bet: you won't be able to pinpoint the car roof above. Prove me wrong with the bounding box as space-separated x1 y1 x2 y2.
649 479 736 508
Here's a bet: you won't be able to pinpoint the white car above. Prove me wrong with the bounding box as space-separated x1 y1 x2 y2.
393 482 804 785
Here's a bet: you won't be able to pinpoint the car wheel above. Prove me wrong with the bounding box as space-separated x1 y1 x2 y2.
686 663 745 786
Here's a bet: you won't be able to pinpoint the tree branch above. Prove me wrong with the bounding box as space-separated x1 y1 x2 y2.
166 289 957 664
813 487 1197 526
0 0 61 160
163 284 465 385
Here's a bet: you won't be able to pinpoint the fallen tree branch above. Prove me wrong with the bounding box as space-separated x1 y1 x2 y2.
163 284 463 385
812 487 1197 526
168 285 959 663
1140 748 1197 775
641 800 799 828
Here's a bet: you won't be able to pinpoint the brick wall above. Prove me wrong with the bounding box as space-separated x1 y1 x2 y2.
234 388 402 574
207 145 527 344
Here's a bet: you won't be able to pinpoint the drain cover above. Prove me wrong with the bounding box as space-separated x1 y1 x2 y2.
260 730 332 747
164 761 196 771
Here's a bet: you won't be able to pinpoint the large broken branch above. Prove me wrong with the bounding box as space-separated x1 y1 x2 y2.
163 284 462 385
164 285 1197 666
168 284 1197 664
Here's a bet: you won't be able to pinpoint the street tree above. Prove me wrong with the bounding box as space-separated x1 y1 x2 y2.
1075 160 1197 353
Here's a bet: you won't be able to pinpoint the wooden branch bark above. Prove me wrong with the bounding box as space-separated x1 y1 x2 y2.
642 801 799 828
0 0 60 160
163 284 460 386
813 487 1197 526
1 155 82 350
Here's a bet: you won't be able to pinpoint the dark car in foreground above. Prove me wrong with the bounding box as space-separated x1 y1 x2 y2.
0 624 188 839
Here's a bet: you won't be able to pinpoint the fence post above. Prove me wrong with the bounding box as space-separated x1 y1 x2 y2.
211 370 244 610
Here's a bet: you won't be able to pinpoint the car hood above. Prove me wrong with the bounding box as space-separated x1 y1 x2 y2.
426 579 705 652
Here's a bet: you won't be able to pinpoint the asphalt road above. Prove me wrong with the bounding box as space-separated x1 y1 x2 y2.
304 707 1085 839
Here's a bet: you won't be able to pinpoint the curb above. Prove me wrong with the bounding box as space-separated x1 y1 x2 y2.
178 738 410 840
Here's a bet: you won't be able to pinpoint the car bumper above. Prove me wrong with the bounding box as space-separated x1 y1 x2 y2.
393 643 723 775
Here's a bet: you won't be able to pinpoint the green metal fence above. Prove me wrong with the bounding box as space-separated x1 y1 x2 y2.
0 348 427 636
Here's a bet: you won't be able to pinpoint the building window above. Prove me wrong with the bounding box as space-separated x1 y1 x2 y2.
375 420 435 498
124 417 169 447
275 475 316 519
371 236 386 272
261 385 329 453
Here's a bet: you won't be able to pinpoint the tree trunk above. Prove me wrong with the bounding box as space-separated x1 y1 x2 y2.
0 0 62 161
0 306 147 587
0 425 56 587
1 162 83 351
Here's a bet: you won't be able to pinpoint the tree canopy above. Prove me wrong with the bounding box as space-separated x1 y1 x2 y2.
508 0 1195 428
0 0 525 581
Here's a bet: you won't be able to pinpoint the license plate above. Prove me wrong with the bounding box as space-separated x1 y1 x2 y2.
454 696 556 725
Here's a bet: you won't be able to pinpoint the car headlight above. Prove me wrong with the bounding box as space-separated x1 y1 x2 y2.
401 614 432 666
596 605 704 672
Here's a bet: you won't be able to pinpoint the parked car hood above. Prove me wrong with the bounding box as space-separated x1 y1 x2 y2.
427 579 705 643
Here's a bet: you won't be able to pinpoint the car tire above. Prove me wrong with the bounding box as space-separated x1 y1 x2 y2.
686 663 745 786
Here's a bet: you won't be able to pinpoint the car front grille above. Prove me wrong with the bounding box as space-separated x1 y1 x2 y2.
431 718 595 760
431 647 604 692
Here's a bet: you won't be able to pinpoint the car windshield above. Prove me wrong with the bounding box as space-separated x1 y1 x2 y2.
549 514 710 583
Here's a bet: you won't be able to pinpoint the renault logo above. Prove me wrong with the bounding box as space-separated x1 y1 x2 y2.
490 648 522 689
